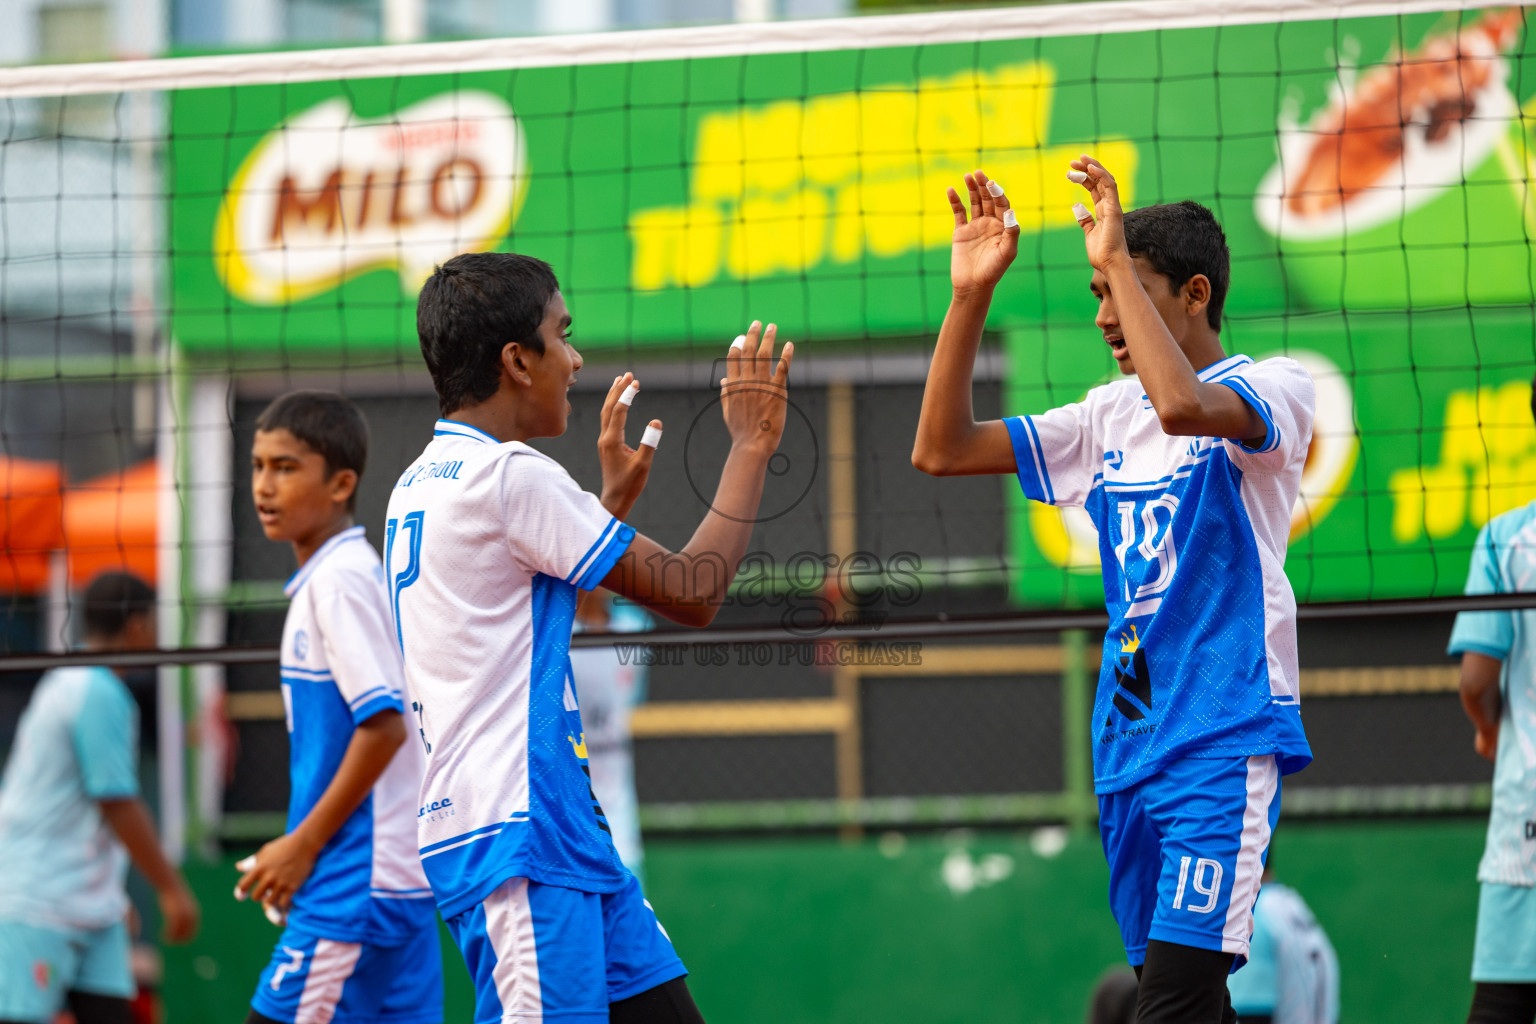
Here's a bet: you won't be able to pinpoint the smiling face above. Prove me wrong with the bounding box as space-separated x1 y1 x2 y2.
516 290 583 438
1090 257 1198 376
251 428 356 549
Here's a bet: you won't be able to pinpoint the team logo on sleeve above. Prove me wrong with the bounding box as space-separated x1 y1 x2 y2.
293 629 309 659
1108 626 1153 723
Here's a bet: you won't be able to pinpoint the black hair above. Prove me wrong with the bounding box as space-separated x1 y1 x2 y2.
83 572 155 641
416 252 562 416
254 390 369 511
1085 968 1139 1024
1122 200 1231 331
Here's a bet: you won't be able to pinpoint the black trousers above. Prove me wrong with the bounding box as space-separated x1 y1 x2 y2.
1133 939 1238 1024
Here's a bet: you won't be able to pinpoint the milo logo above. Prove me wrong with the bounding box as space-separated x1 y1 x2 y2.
213 91 526 304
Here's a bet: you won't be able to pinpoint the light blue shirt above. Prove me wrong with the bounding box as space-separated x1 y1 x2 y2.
0 666 138 931
1228 883 1339 1024
1448 503 1536 885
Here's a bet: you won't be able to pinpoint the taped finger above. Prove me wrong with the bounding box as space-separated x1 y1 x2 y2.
1072 202 1093 223
986 179 1005 198
1003 209 1019 231
1066 170 1088 184
640 423 663 449
618 382 639 407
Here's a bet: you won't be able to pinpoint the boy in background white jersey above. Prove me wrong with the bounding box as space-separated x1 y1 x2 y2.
1226 859 1339 1024
239 391 441 1024
1449 413 1536 1024
0 572 198 1024
912 159 1313 1024
387 252 792 1024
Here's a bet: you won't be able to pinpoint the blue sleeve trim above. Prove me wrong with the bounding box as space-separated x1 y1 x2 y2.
576 523 636 591
350 692 405 726
347 684 392 709
84 784 140 801
1004 415 1054 504
1447 639 1510 661
1218 376 1280 454
567 517 620 584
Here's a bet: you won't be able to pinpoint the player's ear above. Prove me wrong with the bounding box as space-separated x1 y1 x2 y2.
1184 274 1212 321
329 467 359 507
501 341 535 388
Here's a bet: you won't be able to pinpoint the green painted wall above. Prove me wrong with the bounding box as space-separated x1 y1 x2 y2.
165 820 1481 1023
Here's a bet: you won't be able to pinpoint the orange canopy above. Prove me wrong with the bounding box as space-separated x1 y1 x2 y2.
0 457 65 594
62 460 158 589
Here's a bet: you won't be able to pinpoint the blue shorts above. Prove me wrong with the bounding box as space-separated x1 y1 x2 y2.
444 873 686 1024
251 919 442 1024
1098 755 1281 967
0 918 132 1023
1473 882 1536 982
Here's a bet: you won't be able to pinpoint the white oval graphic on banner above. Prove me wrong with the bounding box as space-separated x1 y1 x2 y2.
214 92 526 305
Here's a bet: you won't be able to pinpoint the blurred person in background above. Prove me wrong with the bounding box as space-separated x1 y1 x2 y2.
1085 967 1139 1024
571 590 652 880
1225 855 1338 1024
0 572 199 1024
1448 386 1536 1024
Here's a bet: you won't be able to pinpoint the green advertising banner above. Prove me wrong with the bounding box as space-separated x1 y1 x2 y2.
168 4 1536 605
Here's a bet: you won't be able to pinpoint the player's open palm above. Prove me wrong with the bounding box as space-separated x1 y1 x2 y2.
948 170 1019 294
598 371 659 521
1069 155 1132 273
720 321 794 455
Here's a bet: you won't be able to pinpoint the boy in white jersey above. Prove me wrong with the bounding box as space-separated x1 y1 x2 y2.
912 157 1313 1023
238 391 441 1024
0 572 198 1024
1225 860 1339 1024
387 251 792 1024
1449 429 1536 1024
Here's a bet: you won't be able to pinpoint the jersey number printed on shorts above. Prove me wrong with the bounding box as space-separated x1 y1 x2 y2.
1111 495 1179 618
1171 855 1222 914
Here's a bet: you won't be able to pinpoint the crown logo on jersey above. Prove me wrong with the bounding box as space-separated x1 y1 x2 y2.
567 733 589 761
1108 625 1153 724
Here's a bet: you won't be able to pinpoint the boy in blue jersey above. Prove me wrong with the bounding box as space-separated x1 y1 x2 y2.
388 252 792 1024
1448 398 1536 1024
238 391 442 1024
0 571 199 1024
913 158 1314 1023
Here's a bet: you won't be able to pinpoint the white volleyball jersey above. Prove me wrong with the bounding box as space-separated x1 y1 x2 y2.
385 420 636 919
279 525 435 943
1448 503 1536 886
1008 354 1315 793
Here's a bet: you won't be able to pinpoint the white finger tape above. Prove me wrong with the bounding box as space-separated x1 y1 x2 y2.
618 382 639 407
1072 202 1092 222
1003 209 1018 230
1066 169 1088 184
232 886 246 902
236 856 256 872
641 424 663 448
264 903 288 927
730 335 747 351
985 180 1005 197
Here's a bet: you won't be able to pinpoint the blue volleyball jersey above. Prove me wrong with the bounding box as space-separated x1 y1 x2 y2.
384 421 636 921
1008 354 1315 793
280 526 436 944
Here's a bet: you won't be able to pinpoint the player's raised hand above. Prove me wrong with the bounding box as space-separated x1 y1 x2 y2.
720 321 794 456
598 371 660 521
1068 155 1131 273
947 170 1020 295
